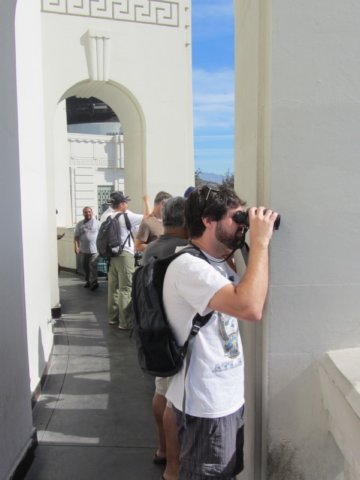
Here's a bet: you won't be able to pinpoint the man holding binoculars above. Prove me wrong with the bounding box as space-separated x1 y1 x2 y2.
162 184 279 480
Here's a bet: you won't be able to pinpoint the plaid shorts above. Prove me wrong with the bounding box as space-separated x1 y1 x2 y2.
173 405 245 479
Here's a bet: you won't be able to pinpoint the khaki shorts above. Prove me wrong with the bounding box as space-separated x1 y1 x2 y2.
155 376 172 396
155 376 174 408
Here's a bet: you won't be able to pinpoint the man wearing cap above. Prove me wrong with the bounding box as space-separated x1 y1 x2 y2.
107 191 150 329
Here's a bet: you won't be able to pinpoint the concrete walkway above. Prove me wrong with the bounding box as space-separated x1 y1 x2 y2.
25 271 163 480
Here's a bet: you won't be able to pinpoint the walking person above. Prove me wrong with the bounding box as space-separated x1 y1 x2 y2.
163 185 278 479
74 206 100 290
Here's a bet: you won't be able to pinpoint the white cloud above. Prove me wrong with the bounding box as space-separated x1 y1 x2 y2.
192 68 234 129
193 67 233 84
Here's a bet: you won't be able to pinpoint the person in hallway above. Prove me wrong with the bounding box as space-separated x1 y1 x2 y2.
74 206 100 290
107 191 150 329
134 191 172 254
163 185 278 479
142 196 188 480
56 209 65 273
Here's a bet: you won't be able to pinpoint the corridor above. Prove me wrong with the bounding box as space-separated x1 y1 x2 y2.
25 271 163 480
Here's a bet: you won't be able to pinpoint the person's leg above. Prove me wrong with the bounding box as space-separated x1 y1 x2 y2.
162 403 180 480
152 377 171 466
89 252 99 289
82 253 90 286
107 258 119 324
117 251 134 329
152 391 167 462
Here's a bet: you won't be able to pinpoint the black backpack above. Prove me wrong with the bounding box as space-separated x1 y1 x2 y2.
96 212 133 259
131 245 213 377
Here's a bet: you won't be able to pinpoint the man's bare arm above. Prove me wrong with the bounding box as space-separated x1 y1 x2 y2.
134 238 147 252
74 237 80 255
143 195 152 217
209 208 277 321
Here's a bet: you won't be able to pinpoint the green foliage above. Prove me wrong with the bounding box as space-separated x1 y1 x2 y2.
195 168 203 187
221 169 234 189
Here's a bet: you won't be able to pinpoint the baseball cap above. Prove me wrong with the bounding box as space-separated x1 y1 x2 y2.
108 191 131 205
184 186 195 199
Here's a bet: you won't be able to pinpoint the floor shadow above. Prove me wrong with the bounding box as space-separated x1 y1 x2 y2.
26 271 163 480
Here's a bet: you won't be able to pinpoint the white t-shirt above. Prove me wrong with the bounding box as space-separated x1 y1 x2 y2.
100 206 114 224
163 252 244 418
118 209 143 254
74 218 100 254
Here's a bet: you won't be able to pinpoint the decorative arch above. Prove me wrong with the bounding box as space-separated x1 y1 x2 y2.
58 79 147 214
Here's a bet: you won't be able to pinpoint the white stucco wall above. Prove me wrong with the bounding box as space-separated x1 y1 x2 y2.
0 1 37 478
41 0 195 214
16 0 55 394
54 101 73 227
235 1 360 479
269 2 360 478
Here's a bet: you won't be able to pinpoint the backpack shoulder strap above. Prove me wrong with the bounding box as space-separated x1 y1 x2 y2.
123 212 132 231
155 243 213 329
152 244 206 292
123 212 134 245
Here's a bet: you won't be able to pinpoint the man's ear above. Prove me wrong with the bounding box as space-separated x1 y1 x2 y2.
202 216 213 228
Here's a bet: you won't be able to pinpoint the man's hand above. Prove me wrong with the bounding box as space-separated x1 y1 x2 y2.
209 207 278 322
248 207 278 249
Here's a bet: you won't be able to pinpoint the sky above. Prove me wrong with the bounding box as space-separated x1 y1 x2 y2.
191 0 234 176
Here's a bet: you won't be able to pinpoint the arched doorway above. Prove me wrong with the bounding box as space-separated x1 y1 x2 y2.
54 80 146 227
63 95 124 224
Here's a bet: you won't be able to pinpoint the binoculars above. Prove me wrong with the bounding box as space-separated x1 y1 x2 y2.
233 210 281 230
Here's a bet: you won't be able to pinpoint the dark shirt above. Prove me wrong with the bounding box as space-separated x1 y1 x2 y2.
142 235 188 266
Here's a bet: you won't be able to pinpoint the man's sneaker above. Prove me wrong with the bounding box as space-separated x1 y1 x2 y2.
84 282 90 288
108 319 118 325
90 282 99 291
118 325 130 330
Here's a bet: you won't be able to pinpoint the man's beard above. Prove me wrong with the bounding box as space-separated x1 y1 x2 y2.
215 222 245 251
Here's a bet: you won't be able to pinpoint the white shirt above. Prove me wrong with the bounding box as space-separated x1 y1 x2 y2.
100 206 114 224
116 209 143 255
163 252 244 418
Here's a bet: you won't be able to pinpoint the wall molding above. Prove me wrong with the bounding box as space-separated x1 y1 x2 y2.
85 30 111 81
41 0 180 27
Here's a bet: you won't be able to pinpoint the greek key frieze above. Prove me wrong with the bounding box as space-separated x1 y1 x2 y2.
42 0 179 27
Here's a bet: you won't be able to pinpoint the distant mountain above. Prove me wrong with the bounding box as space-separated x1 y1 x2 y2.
198 171 224 184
